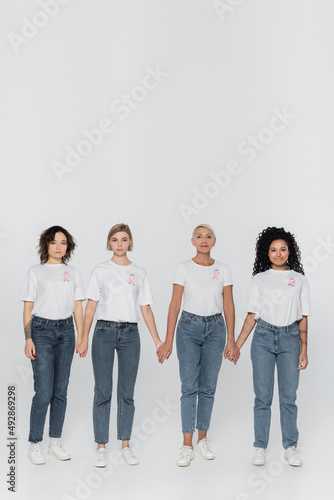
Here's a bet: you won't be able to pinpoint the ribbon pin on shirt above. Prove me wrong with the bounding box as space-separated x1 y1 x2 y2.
63 272 70 282
288 278 295 286
129 274 135 286
212 269 219 280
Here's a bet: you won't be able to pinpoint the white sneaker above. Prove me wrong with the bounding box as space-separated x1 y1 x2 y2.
122 447 139 465
28 442 46 465
196 438 215 460
252 447 266 466
177 445 195 467
48 440 71 461
284 446 303 467
94 448 107 468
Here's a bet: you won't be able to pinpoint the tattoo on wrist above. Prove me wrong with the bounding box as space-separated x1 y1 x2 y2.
300 340 307 346
24 320 32 340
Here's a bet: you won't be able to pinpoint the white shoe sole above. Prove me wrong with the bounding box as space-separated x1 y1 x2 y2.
284 457 302 467
48 449 71 461
252 460 266 466
28 456 46 465
177 455 195 467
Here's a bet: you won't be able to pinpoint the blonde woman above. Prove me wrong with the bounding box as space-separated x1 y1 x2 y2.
157 224 239 466
80 224 162 467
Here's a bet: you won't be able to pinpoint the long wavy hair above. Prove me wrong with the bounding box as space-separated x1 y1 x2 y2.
38 226 76 264
253 227 304 276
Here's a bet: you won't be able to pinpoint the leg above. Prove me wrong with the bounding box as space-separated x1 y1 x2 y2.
92 322 116 445
116 324 141 442
29 323 55 443
251 331 276 449
196 317 226 434
49 324 75 438
176 316 203 441
277 330 301 449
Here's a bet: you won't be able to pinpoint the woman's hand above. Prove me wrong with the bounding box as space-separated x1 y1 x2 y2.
155 340 163 351
156 342 172 364
76 339 88 358
25 339 36 360
298 351 308 370
222 340 240 365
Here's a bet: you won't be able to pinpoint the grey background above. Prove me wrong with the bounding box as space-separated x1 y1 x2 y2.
1 1 333 499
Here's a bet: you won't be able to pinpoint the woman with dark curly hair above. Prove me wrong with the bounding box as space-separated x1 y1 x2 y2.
20 226 85 465
233 227 310 467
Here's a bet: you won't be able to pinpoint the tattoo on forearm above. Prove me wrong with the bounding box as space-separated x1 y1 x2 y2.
300 340 307 346
299 330 307 335
24 320 32 340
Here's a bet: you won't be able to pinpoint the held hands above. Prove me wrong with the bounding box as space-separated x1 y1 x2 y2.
76 339 88 358
222 340 240 365
25 339 36 360
156 342 172 364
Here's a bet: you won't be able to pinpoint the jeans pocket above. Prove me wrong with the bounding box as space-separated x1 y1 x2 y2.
32 318 44 330
179 313 195 324
254 326 267 336
128 325 139 333
95 321 107 333
215 315 225 326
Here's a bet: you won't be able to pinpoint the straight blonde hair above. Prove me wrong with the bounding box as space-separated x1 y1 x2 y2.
106 223 133 251
192 224 216 241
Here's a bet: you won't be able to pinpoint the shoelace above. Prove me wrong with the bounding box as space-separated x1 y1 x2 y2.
31 442 42 452
123 448 136 459
289 447 297 455
96 449 106 462
180 446 192 457
200 438 212 453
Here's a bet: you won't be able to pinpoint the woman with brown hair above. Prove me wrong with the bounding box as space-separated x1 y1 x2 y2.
21 225 85 465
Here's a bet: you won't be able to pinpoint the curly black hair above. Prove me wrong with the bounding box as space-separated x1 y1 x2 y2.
253 227 304 276
38 226 76 264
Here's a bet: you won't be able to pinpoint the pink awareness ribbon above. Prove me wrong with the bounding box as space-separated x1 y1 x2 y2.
63 272 70 282
212 269 219 280
128 274 135 286
288 278 295 286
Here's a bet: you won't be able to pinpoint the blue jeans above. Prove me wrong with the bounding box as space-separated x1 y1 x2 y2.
176 311 226 433
29 316 75 443
92 320 141 443
251 318 301 449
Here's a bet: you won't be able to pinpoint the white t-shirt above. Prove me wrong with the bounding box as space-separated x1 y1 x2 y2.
85 260 153 322
20 263 85 320
246 269 311 326
173 260 233 316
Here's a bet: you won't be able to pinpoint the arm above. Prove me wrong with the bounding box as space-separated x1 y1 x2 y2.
221 285 239 364
156 284 183 364
73 300 85 357
23 301 35 360
297 315 308 370
235 312 257 350
77 299 97 358
140 305 162 350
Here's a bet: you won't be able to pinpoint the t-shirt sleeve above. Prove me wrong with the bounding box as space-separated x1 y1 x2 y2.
300 278 311 316
85 269 101 301
245 277 261 315
173 263 185 286
20 267 38 302
74 270 86 301
138 273 154 306
223 265 233 286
